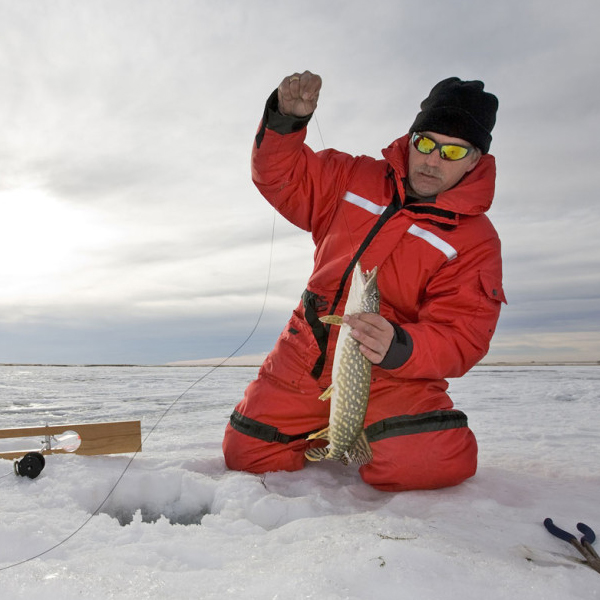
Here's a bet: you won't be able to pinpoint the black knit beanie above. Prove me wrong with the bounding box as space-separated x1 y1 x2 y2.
409 77 498 154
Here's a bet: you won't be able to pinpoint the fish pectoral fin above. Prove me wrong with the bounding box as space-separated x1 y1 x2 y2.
305 447 329 462
347 431 373 465
319 315 344 326
306 427 330 442
318 386 333 401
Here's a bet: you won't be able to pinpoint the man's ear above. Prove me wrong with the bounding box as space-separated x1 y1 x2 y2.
466 149 482 173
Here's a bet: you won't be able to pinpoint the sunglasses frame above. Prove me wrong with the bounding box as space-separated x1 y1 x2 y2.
411 132 474 161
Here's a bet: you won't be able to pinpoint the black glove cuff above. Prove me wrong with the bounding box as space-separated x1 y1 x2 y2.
264 88 313 133
255 89 312 149
379 323 414 370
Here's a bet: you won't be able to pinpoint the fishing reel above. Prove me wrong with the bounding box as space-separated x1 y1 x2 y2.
14 452 46 479
10 429 80 480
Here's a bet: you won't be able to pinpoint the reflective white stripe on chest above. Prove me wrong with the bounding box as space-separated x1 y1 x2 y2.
407 224 457 261
343 191 387 215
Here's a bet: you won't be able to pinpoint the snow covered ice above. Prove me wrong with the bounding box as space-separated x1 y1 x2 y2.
0 364 599 599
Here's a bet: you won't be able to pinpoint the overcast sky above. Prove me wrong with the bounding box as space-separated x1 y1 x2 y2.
1 0 599 365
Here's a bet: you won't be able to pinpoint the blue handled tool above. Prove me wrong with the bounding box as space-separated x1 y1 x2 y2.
544 518 600 574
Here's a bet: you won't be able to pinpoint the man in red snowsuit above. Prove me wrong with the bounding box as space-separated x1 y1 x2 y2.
223 72 505 491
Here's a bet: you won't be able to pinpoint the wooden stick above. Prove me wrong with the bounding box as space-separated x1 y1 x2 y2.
0 421 142 460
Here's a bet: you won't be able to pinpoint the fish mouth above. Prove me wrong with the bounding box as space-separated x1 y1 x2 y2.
358 265 379 306
360 265 378 289
360 265 378 284
351 261 379 311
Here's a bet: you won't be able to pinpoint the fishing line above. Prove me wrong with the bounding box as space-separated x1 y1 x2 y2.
314 113 326 151
2 104 338 571
0 208 278 572
314 113 358 257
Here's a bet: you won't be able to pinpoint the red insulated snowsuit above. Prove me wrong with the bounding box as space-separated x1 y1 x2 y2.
223 107 506 492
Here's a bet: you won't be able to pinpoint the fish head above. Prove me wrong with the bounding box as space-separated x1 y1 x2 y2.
362 266 379 313
347 262 380 315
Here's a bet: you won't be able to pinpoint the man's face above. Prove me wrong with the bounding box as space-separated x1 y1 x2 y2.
407 131 481 198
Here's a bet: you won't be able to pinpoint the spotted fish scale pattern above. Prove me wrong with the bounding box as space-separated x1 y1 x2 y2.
305 261 379 464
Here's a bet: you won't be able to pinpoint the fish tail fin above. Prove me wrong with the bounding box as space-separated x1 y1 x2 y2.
305 447 329 462
306 427 333 462
348 431 373 465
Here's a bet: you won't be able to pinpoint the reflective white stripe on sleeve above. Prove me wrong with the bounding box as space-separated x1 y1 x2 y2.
407 224 458 261
343 191 387 215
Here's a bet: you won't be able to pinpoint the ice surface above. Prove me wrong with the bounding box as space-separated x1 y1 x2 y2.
0 365 599 599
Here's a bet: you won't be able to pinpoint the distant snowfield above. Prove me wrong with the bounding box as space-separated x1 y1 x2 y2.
0 365 599 599
165 354 600 368
166 353 269 367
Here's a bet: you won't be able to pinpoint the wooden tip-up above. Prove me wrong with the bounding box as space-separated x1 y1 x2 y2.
0 420 142 460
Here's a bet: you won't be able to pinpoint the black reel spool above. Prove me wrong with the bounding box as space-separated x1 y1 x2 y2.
14 452 46 479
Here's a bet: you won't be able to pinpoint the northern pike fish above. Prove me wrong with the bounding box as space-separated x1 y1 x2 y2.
305 261 379 465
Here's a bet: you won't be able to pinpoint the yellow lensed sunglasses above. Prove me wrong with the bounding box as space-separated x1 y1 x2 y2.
411 132 473 161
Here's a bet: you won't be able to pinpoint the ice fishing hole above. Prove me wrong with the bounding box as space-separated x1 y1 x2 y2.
90 471 216 527
98 503 211 526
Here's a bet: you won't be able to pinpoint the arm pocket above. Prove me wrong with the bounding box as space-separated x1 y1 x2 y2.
478 270 507 304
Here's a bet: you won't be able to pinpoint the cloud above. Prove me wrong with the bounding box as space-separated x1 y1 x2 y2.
0 0 599 363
